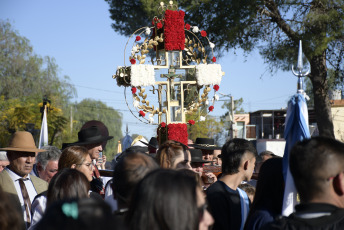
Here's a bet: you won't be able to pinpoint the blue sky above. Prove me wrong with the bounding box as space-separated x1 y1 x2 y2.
1 0 298 139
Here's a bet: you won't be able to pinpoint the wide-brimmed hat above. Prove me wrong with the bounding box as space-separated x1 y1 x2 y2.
139 137 159 149
69 126 113 146
190 149 210 163
0 131 45 153
190 138 221 150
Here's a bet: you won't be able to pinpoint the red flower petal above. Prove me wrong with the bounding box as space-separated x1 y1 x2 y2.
185 24 191 30
157 22 163 29
136 36 141 41
201 30 207 37
161 122 166 128
131 87 137 94
213 85 219 91
208 106 214 112
139 111 145 117
212 56 216 62
130 59 136 65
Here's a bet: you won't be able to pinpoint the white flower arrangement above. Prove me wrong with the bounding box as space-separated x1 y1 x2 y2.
195 64 223 86
131 64 156 87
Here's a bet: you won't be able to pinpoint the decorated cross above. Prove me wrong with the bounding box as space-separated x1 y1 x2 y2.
113 1 224 145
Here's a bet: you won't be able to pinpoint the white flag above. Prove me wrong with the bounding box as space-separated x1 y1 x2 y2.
38 108 48 148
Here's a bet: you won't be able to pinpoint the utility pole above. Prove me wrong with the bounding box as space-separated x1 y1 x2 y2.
231 96 235 139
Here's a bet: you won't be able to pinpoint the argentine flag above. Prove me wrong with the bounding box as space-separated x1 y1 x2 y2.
282 93 310 216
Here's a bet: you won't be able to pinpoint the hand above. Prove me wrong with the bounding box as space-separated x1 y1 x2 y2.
101 155 106 170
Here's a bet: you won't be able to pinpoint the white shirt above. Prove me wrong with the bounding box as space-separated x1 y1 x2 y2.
5 167 38 223
28 195 47 230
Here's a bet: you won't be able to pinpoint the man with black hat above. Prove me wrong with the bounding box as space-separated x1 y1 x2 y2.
192 138 222 165
68 125 113 196
190 148 217 187
0 131 48 228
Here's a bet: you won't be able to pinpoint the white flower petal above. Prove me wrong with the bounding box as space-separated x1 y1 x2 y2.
214 94 219 101
133 100 140 108
205 100 209 105
145 27 151 35
209 42 215 48
200 116 206 121
120 73 124 77
192 26 199 33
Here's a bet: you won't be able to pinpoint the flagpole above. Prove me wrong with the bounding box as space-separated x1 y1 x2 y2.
38 105 49 149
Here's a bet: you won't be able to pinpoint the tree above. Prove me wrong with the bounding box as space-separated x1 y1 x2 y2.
220 97 245 131
66 99 123 159
186 113 223 141
0 20 76 146
105 0 344 138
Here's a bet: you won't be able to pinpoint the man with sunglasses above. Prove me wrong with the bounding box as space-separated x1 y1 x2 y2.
264 137 344 229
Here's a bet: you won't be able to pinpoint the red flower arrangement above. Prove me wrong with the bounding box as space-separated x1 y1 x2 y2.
157 22 163 29
167 123 188 146
185 23 191 30
213 85 219 91
139 111 145 117
200 30 207 37
208 106 214 112
130 59 136 64
188 120 195 125
131 87 137 94
161 122 166 128
164 10 185 51
135 36 141 41
212 57 217 62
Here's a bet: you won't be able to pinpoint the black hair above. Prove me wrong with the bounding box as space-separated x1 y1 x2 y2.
290 136 344 202
245 158 284 229
36 198 121 230
47 168 90 207
126 169 199 230
221 138 257 174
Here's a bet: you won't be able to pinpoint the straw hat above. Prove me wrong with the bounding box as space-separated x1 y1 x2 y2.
0 131 45 153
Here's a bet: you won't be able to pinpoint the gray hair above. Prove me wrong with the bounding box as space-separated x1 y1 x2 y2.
36 146 62 169
0 151 8 161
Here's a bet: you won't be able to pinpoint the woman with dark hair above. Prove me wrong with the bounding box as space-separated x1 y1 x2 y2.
156 140 192 169
126 169 214 230
36 198 121 230
46 168 90 207
244 157 284 230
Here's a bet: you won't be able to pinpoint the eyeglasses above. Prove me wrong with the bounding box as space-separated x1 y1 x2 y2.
198 203 208 221
77 162 93 170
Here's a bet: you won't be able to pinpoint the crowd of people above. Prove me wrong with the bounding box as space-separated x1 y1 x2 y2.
1 121 344 230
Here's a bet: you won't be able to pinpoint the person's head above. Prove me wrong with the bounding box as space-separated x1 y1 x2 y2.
238 183 256 204
67 125 113 160
221 138 257 181
126 169 213 230
58 146 93 181
249 157 284 215
156 140 191 169
259 150 276 162
112 151 159 209
36 146 62 183
0 187 24 230
47 168 90 207
0 151 9 172
190 149 210 175
213 149 222 166
192 138 221 163
290 137 344 206
36 198 119 230
0 131 45 177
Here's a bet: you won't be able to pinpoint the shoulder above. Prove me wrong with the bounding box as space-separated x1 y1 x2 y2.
30 175 48 191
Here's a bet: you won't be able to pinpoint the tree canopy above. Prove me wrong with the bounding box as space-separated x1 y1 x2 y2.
105 0 344 138
0 21 123 157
